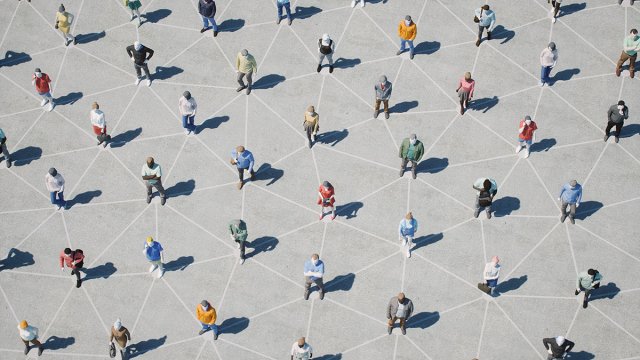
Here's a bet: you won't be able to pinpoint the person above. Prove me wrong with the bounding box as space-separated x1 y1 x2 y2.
290 337 313 360
398 134 424 179
397 15 417 59
236 49 257 95
616 29 640 78
548 0 562 23
317 34 335 73
276 0 292 26
54 4 76 46
516 115 538 158
351 0 365 7
198 0 218 36
386 292 414 335
374 75 393 119
558 180 582 224
144 236 164 278
543 336 575 359
619 0 636 4
605 100 628 143
228 219 248 264
18 320 44 356
576 269 602 308
196 300 219 339
141 157 166 205
472 178 498 219
230 145 255 190
304 254 325 300
398 212 418 258
110 319 131 360
90 102 110 148
483 256 500 295
32 68 54 109
0 127 12 168
178 91 197 135
474 5 496 47
123 0 143 27
303 106 319 148
317 181 336 220
456 72 475 115
540 42 558 86
60 247 84 288
126 41 154 86
46 168 67 210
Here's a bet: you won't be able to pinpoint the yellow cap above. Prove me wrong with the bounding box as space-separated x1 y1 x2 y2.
19 320 28 329
146 236 154 243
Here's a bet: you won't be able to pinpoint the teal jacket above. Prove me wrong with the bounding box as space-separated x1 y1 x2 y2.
399 138 424 162
229 220 248 242
576 271 602 290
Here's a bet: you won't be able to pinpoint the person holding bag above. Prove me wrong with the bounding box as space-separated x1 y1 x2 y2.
303 106 319 148
54 4 76 46
109 319 131 359
474 5 496 47
90 102 110 148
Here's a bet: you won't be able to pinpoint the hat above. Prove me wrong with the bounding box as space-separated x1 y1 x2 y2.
240 49 248 56
321 34 330 46
59 4 65 12
618 100 625 106
307 105 315 113
19 320 28 329
322 180 331 188
379 75 387 83
34 67 41 73
569 180 577 187
146 236 154 243
200 300 209 307
548 42 556 51
48 167 57 176
114 319 122 330
409 133 417 140
183 91 191 100
405 15 412 22
525 115 531 121
555 336 565 346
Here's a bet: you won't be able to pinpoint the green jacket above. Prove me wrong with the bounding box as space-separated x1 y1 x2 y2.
228 220 248 242
576 271 602 290
399 138 424 162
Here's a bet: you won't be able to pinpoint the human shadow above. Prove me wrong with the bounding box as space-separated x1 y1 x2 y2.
219 18 245 32
294 6 322 19
0 51 31 67
11 146 42 166
530 138 556 152
245 236 278 259
165 256 194 272
0 248 34 271
315 129 348 147
621 123 640 138
110 127 142 148
68 190 102 208
470 96 499 113
560 2 586 16
333 57 361 69
143 9 171 23
491 25 515 44
314 355 342 360
416 157 448 174
551 68 580 84
406 311 440 329
153 66 183 81
253 74 286 90
574 201 603 220
414 40 441 55
128 336 167 358
75 31 106 45
335 202 363 219
389 101 418 113
325 273 355 293
492 196 520 217
196 115 229 134
568 351 595 360
43 336 75 350
55 92 83 106
166 179 195 197
495 275 527 296
591 282 621 301
411 233 443 252
82 262 117 281
253 163 284 186
219 317 250 334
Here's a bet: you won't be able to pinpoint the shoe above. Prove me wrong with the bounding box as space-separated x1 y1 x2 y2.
360 0 365 7
157 270 165 278
185 129 191 135
515 145 523 153
198 330 205 335
582 301 588 309
73 37 77 45
575 289 580 296
213 31 218 37
239 258 245 265
486 32 492 40
329 66 334 73
317 64 322 73
137 20 142 28
319 291 324 300
304 290 310 300
560 214 566 223
146 195 151 204
474 209 480 218
410 52 414 60
374 110 379 119
6 160 12 168
604 134 609 142
288 19 292 26
387 327 392 335
539 81 545 87
246 87 251 95
148 264 158 273
351 0 356 7
401 327 406 335
65 39 70 47
475 38 481 47
200 27 207 33
40 98 49 106
615 136 619 143
631 72 635 79
396 50 403 55
135 78 141 86
24 345 29 355
276 17 281 25
385 112 389 120
236 85 247 92
616 68 621 77
399 169 404 177
56 205 62 210
569 217 575 224
319 213 324 220
237 181 243 190
146 79 152 87
552 17 556 23
524 150 530 159
160 196 166 206
76 279 82 288
38 346 43 356
213 332 218 340
406 249 411 258
411 171 416 180
330 215 336 220
486 211 492 219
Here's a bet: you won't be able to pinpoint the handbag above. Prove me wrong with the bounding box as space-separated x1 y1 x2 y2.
109 342 116 358
473 8 483 23
477 282 491 294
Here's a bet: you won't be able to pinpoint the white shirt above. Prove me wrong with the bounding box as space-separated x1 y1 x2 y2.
141 163 162 184
18 325 38 341
90 109 106 128
540 48 558 67
45 173 65 192
484 262 501 280
291 342 313 359
178 96 197 116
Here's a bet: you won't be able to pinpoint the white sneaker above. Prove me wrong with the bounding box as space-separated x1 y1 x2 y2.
185 129 191 135
539 81 545 87
40 99 49 106
524 150 530 158
148 264 158 273
515 144 523 154
146 79 152 87
360 0 365 7
157 269 164 278
55 205 62 210
135 78 141 86
351 0 356 7
552 17 556 23
239 258 245 265
406 249 411 258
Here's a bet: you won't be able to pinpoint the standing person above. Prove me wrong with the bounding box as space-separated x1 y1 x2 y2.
396 15 417 60
236 49 257 95
230 146 255 190
386 292 414 335
17 320 44 356
141 157 166 205
398 134 424 179
0 127 12 168
474 5 496 47
540 42 558 86
455 72 475 115
178 91 197 135
290 337 313 360
276 0 292 26
143 236 164 278
303 105 319 148
558 180 582 224
90 102 110 148
605 100 628 143
374 75 393 119
303 254 325 300
228 219 248 265
45 168 67 210
123 0 143 27
317 34 335 73
32 68 54 109
59 247 84 288
317 181 336 220
196 300 219 340
198 0 218 37
126 41 154 86
615 29 640 78
472 178 498 219
110 319 131 360
548 0 562 23
576 269 602 308
619 0 636 4
351 0 365 7
483 256 501 295
515 115 538 158
543 336 575 359
398 212 418 258
54 4 76 46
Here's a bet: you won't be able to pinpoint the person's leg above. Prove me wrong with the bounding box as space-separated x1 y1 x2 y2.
134 64 142 80
146 183 153 202
408 40 415 55
239 241 245 260
605 121 615 140
405 235 413 257
485 201 492 219
630 54 637 78
474 195 481 218
544 66 552 83
57 191 66 208
569 203 576 223
188 115 195 132
560 200 568 222
142 64 151 81
524 139 532 158
22 339 30 354
409 159 417 179
277 3 283 20
327 53 334 66
305 126 313 145
400 157 408 176
154 181 166 204
284 2 292 20
318 53 325 72
238 167 244 182
553 1 560 17
383 100 389 114
399 317 406 334
31 338 43 355
315 277 325 297
374 99 381 117
237 72 246 88
616 51 629 76
246 71 253 88
399 39 406 53
0 143 10 166
304 277 312 299
477 25 484 40
388 316 397 334
615 121 623 141
202 16 210 30
181 115 189 131
210 17 218 32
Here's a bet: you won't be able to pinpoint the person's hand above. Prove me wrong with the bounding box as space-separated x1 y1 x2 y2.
55 23 59 29
130 57 135 62
455 88 459 92
547 348 553 354
61 267 64 272
557 198 561 201
576 203 580 208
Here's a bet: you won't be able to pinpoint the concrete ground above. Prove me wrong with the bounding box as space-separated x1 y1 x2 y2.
1 0 640 359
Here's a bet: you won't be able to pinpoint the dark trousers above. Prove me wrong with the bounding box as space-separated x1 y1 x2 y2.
616 51 637 76
71 268 81 281
134 63 151 80
237 167 255 182
305 126 316 143
236 240 246 259
146 180 166 198
618 0 635 5
304 276 324 293
561 201 576 219
1 142 11 162
579 285 592 304
551 0 561 17
605 121 623 137
22 338 42 347
237 71 253 88
478 25 491 40
400 157 417 176
374 99 389 113
277 2 291 19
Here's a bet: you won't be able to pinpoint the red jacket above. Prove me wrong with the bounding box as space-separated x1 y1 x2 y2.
317 185 335 206
59 250 84 269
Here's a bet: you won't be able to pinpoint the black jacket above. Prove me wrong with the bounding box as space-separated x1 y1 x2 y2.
543 338 575 358
198 0 216 18
126 45 154 65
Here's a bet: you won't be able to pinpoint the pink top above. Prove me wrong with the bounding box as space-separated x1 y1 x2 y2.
457 78 475 98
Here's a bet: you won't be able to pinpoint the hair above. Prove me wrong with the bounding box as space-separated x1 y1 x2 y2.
236 145 245 153
631 29 638 35
405 212 413 220
398 292 405 300
482 4 490 10
92 102 99 110
464 72 472 80
483 179 491 191
64 248 72 255
311 253 319 260
587 269 597 276
618 100 625 106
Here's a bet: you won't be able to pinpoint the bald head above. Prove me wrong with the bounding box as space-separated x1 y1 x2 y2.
397 292 405 301
236 145 245 153
146 157 155 167
297 337 306 346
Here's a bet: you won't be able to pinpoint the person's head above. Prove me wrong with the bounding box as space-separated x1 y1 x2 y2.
146 157 155 167
618 100 626 110
405 15 412 25
49 167 58 177
587 269 598 278
555 336 565 346
525 115 532 126
297 337 306 347
379 75 387 84
183 91 191 100
405 212 413 220
311 253 319 265
322 180 331 189
409 133 417 145
397 292 405 303
240 49 249 57
491 255 500 264
307 105 315 114
548 42 556 51
482 4 490 11
34 68 42 78
483 179 491 191
64 248 72 256
321 34 330 45
114 319 122 330
569 179 578 189
146 236 154 244
134 41 142 51
91 102 99 110
464 72 472 81
19 320 28 329
630 29 638 37
236 145 245 154
59 4 65 13
201 300 209 309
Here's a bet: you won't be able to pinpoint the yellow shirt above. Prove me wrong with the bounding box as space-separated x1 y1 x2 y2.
56 12 72 33
398 21 417 41
236 53 257 74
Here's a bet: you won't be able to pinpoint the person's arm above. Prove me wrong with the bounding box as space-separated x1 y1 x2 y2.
469 81 475 99
126 46 133 59
210 308 217 325
398 139 405 158
32 75 36 86
558 185 565 201
415 143 424 162
489 13 496 31
192 99 197 116
518 122 525 134
160 250 165 263
409 25 416 41
552 51 558 68
58 176 65 193
145 47 154 61
542 338 552 352
315 262 324 278
251 57 258 74
576 188 582 206
456 79 462 92
59 253 65 269
248 153 255 173
564 340 575 354
623 107 629 120
235 54 240 72
397 21 403 37
406 301 413 319
413 219 418 234
607 107 614 121
387 299 393 319
398 221 404 237
576 274 582 291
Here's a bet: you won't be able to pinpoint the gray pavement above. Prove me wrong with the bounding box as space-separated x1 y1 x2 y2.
1 0 640 359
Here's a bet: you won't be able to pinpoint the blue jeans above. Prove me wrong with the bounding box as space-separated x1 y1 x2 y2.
50 191 66 207
200 322 218 335
486 278 498 288
540 66 552 84
181 115 196 131
399 39 415 54
277 2 291 19
202 16 218 31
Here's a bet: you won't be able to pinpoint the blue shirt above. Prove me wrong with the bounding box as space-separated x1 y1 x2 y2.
145 241 163 261
277 0 290 3
303 259 324 281
559 183 582 204
398 218 418 237
0 128 5 139
475 8 496 30
231 149 255 172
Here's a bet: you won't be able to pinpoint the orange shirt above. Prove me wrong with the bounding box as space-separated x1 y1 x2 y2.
33 74 51 93
519 120 538 140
